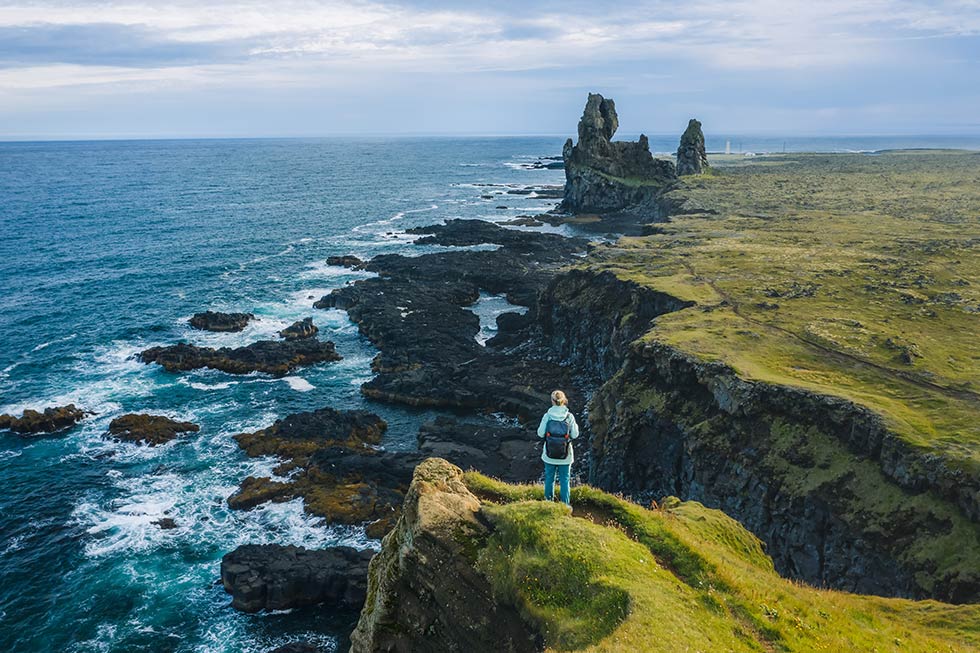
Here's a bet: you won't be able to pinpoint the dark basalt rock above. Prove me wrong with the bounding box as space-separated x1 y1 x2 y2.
417 416 540 483
314 220 585 420
139 338 341 377
326 255 365 269
279 317 318 341
153 517 178 529
221 544 373 613
107 413 200 446
561 93 676 214
0 404 87 434
234 406 386 461
188 311 254 332
676 118 709 176
228 407 408 537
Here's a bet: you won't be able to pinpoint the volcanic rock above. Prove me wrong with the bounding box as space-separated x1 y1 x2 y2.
561 93 676 213
326 255 365 269
107 413 200 446
417 416 540 483
279 317 318 341
0 404 87 434
188 311 254 332
139 338 341 376
221 544 373 613
676 118 709 176
233 406 386 462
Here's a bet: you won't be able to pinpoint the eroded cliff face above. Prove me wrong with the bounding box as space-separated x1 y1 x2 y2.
536 269 980 603
349 459 539 653
561 94 676 214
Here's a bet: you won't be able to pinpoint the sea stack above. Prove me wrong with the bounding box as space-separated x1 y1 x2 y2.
561 93 676 213
676 118 709 175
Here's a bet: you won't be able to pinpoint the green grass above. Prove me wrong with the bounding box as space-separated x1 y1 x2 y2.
464 472 980 653
585 150 980 476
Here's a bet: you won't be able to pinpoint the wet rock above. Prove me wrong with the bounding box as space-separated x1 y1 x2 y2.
326 255 365 269
233 406 386 462
107 413 200 446
188 311 254 332
221 544 373 613
0 404 88 434
676 118 709 176
140 338 341 377
561 93 676 213
279 317 318 341
153 518 178 529
349 458 539 653
314 220 585 420
499 216 544 227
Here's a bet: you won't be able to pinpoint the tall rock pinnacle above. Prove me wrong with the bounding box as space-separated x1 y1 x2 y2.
561 93 676 213
676 118 709 176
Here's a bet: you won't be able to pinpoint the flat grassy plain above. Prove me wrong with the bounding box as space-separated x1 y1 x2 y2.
465 472 980 653
587 150 980 474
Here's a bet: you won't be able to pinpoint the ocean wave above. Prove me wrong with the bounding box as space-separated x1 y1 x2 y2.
282 376 314 392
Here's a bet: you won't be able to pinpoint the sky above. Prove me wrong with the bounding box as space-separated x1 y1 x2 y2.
1 0 979 139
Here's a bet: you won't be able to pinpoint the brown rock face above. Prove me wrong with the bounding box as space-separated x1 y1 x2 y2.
676 118 709 176
561 93 676 213
349 458 539 653
0 404 87 434
107 413 200 445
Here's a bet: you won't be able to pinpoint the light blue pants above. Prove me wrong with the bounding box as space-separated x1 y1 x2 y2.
543 463 571 505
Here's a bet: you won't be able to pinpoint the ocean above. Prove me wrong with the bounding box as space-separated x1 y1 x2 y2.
1 134 977 652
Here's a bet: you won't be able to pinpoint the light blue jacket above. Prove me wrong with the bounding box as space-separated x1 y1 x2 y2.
537 405 580 465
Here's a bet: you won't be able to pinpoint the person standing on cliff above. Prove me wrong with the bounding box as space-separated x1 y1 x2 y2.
537 390 580 506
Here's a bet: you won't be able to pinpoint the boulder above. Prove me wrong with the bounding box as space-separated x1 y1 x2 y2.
279 317 319 341
140 338 341 376
676 118 709 176
221 544 373 613
188 311 254 332
107 413 200 446
0 404 87 434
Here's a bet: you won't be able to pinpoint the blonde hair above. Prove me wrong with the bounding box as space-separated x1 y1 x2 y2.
551 390 568 406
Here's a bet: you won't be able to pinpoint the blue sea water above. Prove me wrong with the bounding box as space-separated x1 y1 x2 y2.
1 134 978 652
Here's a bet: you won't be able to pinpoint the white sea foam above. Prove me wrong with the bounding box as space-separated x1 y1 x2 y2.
282 376 314 392
31 333 78 352
0 450 23 461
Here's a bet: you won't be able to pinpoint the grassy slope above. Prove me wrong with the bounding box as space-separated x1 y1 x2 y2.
465 472 980 653
585 150 980 474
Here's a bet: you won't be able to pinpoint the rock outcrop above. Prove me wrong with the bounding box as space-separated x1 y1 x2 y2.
188 311 254 332
676 118 708 176
314 219 585 419
0 404 88 434
417 416 540 483
106 413 200 446
139 338 341 376
349 458 539 653
326 255 365 269
561 93 676 213
221 544 373 613
278 317 318 341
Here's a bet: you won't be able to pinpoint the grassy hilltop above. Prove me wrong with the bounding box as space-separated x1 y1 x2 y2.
465 472 980 653
586 150 980 475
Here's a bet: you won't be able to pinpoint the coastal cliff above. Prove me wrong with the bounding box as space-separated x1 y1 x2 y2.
537 269 979 601
561 93 676 213
349 459 980 652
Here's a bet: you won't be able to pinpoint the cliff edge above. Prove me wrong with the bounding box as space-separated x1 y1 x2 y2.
349 459 980 652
